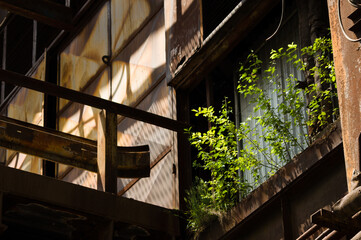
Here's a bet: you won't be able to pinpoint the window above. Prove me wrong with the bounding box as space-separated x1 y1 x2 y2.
240 13 308 185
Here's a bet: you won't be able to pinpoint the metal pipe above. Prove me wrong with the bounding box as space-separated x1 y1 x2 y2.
296 224 321 240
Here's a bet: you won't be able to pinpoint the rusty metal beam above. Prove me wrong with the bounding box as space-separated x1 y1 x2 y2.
168 0 280 91
0 0 73 30
0 69 186 132
311 209 360 234
296 224 321 240
0 165 180 236
328 0 361 191
0 115 150 178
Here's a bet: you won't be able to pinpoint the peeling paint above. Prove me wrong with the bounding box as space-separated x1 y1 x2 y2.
328 0 361 191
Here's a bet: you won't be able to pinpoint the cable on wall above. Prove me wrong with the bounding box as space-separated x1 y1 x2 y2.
266 0 284 41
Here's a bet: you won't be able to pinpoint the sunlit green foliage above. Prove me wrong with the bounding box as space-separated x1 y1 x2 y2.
184 36 337 235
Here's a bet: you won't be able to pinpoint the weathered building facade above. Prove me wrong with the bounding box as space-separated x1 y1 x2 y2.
0 0 359 239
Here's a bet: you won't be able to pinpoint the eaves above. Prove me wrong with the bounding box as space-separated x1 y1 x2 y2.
168 0 281 91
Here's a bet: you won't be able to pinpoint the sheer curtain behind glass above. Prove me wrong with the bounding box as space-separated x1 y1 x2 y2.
240 14 308 186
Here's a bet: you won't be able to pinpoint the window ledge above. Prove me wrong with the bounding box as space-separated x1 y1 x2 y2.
199 119 343 239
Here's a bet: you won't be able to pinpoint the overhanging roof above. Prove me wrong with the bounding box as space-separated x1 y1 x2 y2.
168 0 281 91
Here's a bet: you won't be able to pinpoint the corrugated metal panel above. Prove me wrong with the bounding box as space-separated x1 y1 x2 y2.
111 9 165 106
111 0 163 55
123 153 176 209
117 79 173 163
117 78 177 208
61 168 98 190
113 7 175 208
58 2 177 209
59 3 108 111
6 58 46 174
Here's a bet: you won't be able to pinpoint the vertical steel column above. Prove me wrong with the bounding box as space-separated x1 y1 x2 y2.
0 192 5 235
281 197 292 240
43 51 57 177
32 20 37 66
327 0 361 191
176 90 191 210
1 26 6 103
205 76 213 129
233 65 243 201
0 27 7 165
107 0 112 101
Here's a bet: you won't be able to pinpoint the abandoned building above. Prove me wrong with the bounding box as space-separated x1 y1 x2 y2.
0 0 360 239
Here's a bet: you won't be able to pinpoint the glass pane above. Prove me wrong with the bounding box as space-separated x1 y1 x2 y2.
241 14 308 185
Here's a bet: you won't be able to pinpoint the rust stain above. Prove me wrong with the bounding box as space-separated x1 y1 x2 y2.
328 0 361 191
111 0 161 54
59 3 108 111
165 0 202 75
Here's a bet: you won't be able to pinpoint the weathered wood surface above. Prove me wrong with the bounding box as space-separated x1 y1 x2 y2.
97 110 117 193
0 115 150 178
0 165 180 236
0 0 73 30
0 69 185 132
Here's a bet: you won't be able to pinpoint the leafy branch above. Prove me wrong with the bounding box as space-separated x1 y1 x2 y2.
184 36 338 235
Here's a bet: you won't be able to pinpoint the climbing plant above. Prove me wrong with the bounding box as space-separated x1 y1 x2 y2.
184 36 337 235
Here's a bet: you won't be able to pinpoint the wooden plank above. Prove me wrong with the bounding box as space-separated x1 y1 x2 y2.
311 209 359 234
0 0 73 30
0 115 150 178
97 110 117 193
0 69 186 132
0 165 180 236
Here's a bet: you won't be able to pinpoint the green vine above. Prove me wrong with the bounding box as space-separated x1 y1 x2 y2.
184 36 338 235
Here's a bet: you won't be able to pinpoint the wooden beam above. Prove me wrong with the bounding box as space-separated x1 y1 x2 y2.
0 165 180 236
0 115 150 178
0 0 73 30
0 192 6 235
0 69 186 132
97 110 117 193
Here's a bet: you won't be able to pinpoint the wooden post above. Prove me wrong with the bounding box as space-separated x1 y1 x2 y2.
97 220 114 240
0 192 2 224
281 197 292 240
0 192 6 234
97 110 118 194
